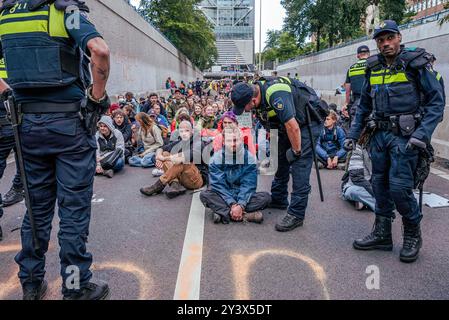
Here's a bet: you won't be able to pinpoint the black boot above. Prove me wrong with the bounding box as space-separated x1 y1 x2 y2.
140 179 165 196
353 215 393 251
63 281 110 300
0 225 3 242
275 214 304 232
165 181 187 199
400 221 422 263
23 280 48 300
2 187 24 207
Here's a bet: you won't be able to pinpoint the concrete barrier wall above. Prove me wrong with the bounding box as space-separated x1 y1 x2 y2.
278 19 449 160
88 0 203 98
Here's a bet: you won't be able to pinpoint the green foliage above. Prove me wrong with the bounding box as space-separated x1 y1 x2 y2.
261 30 302 64
138 0 217 70
282 0 409 53
438 2 449 25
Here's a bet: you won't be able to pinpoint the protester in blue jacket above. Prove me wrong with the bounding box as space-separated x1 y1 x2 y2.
200 126 271 224
316 111 347 169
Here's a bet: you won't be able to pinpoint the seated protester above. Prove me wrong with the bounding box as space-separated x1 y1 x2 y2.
196 105 218 134
96 116 125 178
149 104 169 128
123 104 136 124
112 109 134 163
186 97 195 114
148 109 170 144
192 104 203 125
316 111 347 169
200 127 271 224
129 113 163 168
213 111 256 154
140 121 209 199
108 103 120 116
341 129 375 211
338 104 351 134
142 93 167 117
170 107 194 133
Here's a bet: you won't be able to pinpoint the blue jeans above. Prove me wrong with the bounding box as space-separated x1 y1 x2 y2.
113 157 125 172
369 130 421 224
271 122 323 219
343 186 376 212
128 153 155 168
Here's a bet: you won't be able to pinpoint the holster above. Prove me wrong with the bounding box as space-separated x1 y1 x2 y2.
79 97 109 136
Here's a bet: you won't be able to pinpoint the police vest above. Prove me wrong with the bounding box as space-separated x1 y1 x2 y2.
257 76 324 127
0 58 7 79
366 48 432 118
348 59 367 98
0 0 85 90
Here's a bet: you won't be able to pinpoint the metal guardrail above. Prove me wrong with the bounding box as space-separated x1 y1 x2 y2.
278 9 449 67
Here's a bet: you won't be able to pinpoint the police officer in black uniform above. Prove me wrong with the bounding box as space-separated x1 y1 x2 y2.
344 45 370 122
345 20 446 263
1 58 24 242
231 77 324 232
0 0 111 299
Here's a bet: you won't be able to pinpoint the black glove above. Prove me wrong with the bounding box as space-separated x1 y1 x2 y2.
286 148 302 164
406 137 426 151
343 139 357 152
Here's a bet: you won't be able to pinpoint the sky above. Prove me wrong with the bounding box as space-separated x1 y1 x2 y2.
129 0 285 53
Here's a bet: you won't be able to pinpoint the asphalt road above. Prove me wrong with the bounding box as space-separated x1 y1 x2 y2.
1 160 449 300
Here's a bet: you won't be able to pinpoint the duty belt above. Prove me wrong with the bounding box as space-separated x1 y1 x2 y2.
19 101 82 114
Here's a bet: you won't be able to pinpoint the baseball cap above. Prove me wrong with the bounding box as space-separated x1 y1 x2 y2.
149 109 157 117
373 20 400 39
231 82 254 116
357 45 370 54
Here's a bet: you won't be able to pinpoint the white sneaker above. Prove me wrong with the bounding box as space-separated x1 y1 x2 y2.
152 169 164 177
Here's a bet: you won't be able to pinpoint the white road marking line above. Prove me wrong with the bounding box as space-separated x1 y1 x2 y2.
173 192 205 300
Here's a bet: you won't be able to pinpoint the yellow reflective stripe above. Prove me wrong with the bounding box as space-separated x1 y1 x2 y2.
49 4 68 38
436 72 442 81
279 77 292 84
266 83 291 103
370 72 409 86
349 69 366 77
0 10 48 21
0 19 48 35
267 110 277 118
0 70 7 79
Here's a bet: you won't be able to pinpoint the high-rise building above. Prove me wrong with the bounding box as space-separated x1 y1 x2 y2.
198 0 255 71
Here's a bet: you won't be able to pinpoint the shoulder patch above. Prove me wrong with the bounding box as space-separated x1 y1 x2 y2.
273 97 285 111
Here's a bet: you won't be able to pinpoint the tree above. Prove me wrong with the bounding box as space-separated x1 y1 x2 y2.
261 31 301 65
138 0 217 70
282 0 409 52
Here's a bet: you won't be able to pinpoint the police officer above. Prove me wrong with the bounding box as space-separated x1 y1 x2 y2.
344 45 370 121
231 77 323 232
0 59 24 241
345 20 445 263
0 0 111 299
